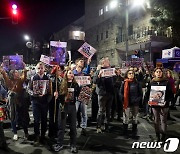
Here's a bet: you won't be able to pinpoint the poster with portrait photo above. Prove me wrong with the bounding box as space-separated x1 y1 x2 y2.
33 80 49 95
148 86 166 106
3 55 24 71
50 41 67 65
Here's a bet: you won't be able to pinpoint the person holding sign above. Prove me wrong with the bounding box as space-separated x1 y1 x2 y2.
73 57 91 136
93 57 115 133
28 62 52 145
119 69 142 139
52 67 80 153
145 67 173 142
0 63 29 141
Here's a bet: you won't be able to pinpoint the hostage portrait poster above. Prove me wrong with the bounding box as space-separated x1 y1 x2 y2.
50 41 67 65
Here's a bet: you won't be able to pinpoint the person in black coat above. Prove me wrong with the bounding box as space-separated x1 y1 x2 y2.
119 69 142 138
145 67 173 142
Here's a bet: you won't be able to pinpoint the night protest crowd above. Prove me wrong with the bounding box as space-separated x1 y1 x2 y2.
0 57 179 153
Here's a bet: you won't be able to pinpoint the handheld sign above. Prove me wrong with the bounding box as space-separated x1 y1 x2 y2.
3 55 24 71
33 80 49 95
40 55 55 66
78 86 92 105
78 42 96 58
148 86 166 106
50 41 67 65
101 68 116 77
75 76 91 86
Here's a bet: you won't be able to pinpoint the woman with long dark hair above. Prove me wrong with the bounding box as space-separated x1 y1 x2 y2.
146 67 173 141
120 69 142 138
53 67 80 153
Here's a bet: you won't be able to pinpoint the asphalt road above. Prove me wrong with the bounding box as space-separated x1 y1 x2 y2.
1 106 180 154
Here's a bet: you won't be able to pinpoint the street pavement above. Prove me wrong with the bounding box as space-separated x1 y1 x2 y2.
1 106 180 154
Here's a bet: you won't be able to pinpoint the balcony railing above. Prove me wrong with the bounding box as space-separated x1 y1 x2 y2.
116 26 172 44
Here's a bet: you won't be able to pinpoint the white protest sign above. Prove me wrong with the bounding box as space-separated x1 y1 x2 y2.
50 41 67 48
75 76 91 86
101 68 116 77
78 42 96 58
40 55 54 66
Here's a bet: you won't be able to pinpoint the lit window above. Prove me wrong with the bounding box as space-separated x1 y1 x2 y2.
105 5 109 12
99 8 103 16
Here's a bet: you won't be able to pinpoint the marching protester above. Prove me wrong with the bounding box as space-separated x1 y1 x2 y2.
28 62 52 144
145 67 173 142
0 64 30 141
0 83 8 151
93 57 115 133
119 69 143 139
52 67 80 153
73 57 91 136
48 65 63 139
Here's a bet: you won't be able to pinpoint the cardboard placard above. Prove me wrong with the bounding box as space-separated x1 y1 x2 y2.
33 80 49 95
40 55 55 66
78 86 92 104
148 86 166 106
75 76 91 86
78 42 96 58
101 68 116 77
50 41 67 65
3 55 23 71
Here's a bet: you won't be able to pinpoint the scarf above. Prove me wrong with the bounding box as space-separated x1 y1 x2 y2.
123 78 134 109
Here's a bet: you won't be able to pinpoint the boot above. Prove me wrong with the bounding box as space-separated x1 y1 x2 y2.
123 124 128 138
155 132 160 142
132 124 139 139
161 133 166 142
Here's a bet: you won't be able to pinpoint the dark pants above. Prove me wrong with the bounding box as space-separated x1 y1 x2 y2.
111 90 123 119
91 90 99 121
32 99 48 137
8 92 29 135
152 108 169 134
97 94 113 128
0 122 6 146
57 104 77 146
48 97 59 138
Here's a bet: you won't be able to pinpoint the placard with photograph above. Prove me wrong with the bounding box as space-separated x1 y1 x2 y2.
78 86 92 104
3 55 24 71
78 42 96 58
148 86 166 106
33 80 49 95
50 41 67 65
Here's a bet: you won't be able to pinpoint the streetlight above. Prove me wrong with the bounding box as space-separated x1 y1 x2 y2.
110 0 147 61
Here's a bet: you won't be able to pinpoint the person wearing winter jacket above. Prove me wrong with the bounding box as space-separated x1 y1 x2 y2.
119 69 143 139
145 67 173 142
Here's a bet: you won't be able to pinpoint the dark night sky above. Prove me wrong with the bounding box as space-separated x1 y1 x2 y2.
0 0 84 57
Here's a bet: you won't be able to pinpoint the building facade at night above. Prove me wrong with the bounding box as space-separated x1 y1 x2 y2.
84 0 172 66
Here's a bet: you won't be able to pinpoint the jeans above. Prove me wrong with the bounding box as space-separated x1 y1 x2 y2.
123 106 139 124
32 99 48 137
76 101 87 129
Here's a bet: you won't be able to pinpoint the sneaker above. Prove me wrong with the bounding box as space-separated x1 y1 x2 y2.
96 128 102 133
52 144 63 152
70 146 78 153
13 134 18 141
